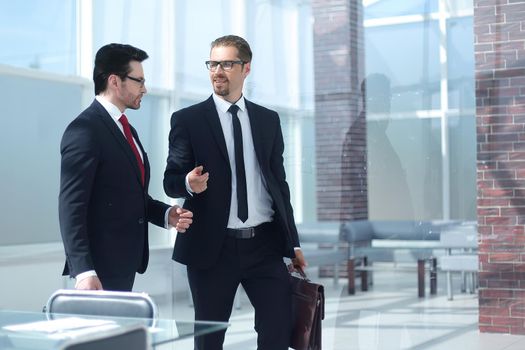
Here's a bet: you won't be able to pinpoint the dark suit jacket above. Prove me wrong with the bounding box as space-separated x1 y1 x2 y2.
59 100 169 278
163 95 300 269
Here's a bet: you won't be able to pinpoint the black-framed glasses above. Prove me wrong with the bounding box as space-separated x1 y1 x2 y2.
126 75 146 87
205 60 245 71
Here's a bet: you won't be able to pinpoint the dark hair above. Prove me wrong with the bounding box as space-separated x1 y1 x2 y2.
93 43 148 95
210 35 252 63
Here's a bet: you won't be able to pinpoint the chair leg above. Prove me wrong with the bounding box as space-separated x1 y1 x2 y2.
333 263 339 287
361 256 368 292
417 259 425 298
466 272 475 294
430 258 437 295
368 260 374 286
446 271 453 300
348 258 355 295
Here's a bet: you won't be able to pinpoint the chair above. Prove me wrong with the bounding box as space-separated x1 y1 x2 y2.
59 324 150 350
45 289 158 323
438 225 478 300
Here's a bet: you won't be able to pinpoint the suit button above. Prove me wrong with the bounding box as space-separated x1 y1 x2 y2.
138 218 145 224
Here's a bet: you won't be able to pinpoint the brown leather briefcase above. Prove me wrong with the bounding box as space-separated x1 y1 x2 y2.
289 270 325 350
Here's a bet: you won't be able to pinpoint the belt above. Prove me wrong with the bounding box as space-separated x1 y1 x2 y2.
226 222 272 239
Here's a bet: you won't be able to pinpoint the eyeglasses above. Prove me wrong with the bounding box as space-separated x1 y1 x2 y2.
205 60 245 71
126 75 146 87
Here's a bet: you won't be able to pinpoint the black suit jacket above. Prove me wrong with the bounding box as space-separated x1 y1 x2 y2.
164 96 300 269
59 100 169 278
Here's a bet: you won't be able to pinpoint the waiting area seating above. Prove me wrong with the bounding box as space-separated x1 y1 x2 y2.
295 222 346 286
297 220 478 298
438 224 478 300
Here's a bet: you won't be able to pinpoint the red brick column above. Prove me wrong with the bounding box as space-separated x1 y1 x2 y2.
475 0 525 334
312 0 366 221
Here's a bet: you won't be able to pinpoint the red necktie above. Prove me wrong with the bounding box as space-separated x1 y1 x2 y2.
119 114 145 186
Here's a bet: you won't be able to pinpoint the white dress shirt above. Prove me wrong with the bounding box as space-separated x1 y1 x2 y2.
212 94 274 229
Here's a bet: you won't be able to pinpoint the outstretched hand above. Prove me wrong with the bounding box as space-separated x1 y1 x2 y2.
168 205 193 232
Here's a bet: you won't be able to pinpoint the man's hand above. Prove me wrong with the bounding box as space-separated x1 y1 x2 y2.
75 276 103 290
291 249 308 273
168 205 193 232
188 166 209 194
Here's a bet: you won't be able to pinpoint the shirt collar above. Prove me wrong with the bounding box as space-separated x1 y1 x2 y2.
95 95 123 122
212 93 246 114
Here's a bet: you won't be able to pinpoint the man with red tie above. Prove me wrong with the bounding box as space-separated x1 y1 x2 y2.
59 43 193 291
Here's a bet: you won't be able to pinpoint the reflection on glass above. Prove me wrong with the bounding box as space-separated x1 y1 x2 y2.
366 21 441 113
447 16 475 110
362 1 476 221
448 115 477 219
341 81 368 221
365 74 415 219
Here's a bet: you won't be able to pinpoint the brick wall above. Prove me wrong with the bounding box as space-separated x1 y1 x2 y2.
475 0 525 334
312 0 367 221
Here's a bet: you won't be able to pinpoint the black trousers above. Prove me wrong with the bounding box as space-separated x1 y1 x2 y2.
188 227 292 350
99 274 135 291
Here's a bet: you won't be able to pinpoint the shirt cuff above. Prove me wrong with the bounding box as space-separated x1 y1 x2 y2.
294 247 301 251
185 173 194 196
165 207 171 229
74 270 97 288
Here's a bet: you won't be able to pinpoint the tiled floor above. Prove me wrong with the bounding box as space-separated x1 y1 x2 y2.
160 265 525 350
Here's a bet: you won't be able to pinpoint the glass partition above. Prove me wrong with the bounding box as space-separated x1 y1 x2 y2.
362 0 476 221
0 0 477 247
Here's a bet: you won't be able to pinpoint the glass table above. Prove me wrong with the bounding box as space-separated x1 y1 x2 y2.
0 310 229 349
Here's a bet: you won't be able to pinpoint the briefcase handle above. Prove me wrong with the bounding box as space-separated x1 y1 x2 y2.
287 263 309 281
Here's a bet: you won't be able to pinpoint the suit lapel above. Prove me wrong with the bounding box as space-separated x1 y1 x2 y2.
245 99 265 168
203 96 229 162
92 100 145 187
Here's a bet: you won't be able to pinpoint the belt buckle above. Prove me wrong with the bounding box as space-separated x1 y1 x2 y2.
242 228 255 239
